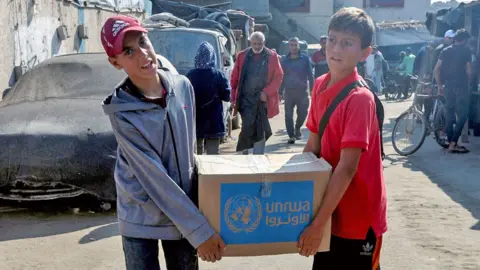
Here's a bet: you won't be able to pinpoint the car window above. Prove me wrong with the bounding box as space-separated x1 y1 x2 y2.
149 30 221 73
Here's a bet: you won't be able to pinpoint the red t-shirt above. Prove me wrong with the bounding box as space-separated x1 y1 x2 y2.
306 69 387 240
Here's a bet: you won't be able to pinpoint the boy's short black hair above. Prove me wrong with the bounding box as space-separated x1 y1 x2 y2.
328 7 375 49
454 29 471 42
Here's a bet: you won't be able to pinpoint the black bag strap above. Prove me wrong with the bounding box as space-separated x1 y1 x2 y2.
373 90 385 161
317 82 358 156
317 80 385 160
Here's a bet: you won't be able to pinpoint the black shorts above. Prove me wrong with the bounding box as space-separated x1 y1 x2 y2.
312 228 382 270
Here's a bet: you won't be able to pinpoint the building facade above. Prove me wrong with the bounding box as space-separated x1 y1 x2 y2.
0 0 145 95
336 0 431 22
273 0 334 40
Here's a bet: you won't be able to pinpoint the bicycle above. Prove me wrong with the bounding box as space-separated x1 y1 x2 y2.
383 71 416 100
391 87 447 156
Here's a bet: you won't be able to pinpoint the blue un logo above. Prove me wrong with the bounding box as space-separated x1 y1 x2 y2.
224 195 262 233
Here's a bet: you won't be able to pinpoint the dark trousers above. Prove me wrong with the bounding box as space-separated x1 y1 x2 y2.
312 228 382 270
122 236 198 270
284 90 310 138
444 85 470 144
197 138 220 155
399 76 411 98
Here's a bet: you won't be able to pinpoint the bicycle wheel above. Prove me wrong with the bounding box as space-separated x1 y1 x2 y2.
433 103 449 148
392 109 428 156
384 83 397 100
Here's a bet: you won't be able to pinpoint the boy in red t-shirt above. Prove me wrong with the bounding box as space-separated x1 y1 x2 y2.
297 8 387 270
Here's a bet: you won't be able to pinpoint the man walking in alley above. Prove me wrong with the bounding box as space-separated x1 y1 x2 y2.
230 31 284 154
397 47 416 99
434 29 472 154
280 37 314 144
312 35 329 78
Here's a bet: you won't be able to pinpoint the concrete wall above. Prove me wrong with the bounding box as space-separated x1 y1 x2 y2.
0 0 145 94
283 0 335 40
337 0 431 22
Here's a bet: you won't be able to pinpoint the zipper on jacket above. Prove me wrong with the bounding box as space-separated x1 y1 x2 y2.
166 112 184 189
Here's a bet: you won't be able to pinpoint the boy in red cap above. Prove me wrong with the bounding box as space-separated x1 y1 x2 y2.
297 8 387 269
100 15 225 270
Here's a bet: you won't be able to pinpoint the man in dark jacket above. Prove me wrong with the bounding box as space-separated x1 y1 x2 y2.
281 37 314 144
187 42 231 155
230 31 284 154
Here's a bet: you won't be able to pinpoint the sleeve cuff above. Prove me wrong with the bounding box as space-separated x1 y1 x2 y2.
341 141 368 151
184 221 216 248
306 122 318 135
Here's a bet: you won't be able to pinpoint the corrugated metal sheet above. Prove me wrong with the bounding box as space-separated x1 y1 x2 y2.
74 0 144 11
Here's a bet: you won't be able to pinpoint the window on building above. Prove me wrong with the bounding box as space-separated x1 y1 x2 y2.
370 0 404 7
273 0 310 13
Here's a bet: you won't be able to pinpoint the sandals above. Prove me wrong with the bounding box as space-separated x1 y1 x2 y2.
449 145 470 154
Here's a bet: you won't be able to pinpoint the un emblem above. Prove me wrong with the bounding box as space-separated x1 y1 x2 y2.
224 195 262 233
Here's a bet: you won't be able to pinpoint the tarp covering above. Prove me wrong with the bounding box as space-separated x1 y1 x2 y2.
74 0 144 10
152 0 251 33
376 22 434 47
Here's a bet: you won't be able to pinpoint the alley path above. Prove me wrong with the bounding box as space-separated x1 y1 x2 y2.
0 98 479 270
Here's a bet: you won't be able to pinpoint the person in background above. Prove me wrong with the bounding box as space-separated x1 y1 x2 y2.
434 29 472 154
467 38 478 93
301 7 386 269
414 42 435 119
357 60 367 78
432 30 455 80
100 15 225 270
312 35 329 78
367 46 388 94
365 45 385 78
280 37 315 144
186 42 231 155
399 51 406 64
414 41 434 80
462 38 479 143
230 31 284 155
417 73 435 125
397 47 416 99
272 48 284 102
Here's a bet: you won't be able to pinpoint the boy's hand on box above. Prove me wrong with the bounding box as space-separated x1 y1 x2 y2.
197 234 226 263
297 224 324 257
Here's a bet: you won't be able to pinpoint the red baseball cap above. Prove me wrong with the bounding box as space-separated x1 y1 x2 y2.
101 15 148 57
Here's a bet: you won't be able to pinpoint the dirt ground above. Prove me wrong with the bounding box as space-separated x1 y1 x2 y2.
0 98 479 270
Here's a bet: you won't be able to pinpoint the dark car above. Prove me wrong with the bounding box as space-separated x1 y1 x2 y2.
0 53 178 201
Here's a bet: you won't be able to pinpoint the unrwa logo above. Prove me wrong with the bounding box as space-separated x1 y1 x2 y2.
224 195 262 233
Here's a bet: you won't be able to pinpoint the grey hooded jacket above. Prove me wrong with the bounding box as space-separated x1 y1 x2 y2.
102 68 215 248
